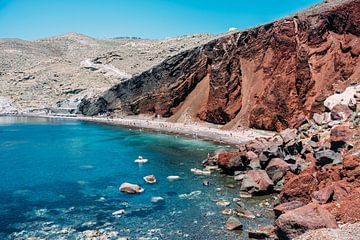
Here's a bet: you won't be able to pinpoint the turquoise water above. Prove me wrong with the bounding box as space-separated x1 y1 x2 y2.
0 117 274 239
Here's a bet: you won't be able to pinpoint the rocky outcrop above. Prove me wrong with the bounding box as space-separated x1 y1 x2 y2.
80 0 360 131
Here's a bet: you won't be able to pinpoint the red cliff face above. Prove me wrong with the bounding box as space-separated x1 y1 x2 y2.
80 0 360 131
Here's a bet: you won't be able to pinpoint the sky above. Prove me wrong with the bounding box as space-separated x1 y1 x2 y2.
0 0 322 40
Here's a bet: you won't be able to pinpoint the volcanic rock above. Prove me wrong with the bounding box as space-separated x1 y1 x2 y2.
240 170 274 195
225 216 243 231
276 203 338 239
273 201 305 217
119 183 144 194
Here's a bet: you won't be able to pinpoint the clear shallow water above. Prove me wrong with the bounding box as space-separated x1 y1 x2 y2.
0 117 274 239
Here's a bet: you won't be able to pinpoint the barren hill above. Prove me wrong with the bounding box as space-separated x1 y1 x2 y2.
0 32 217 114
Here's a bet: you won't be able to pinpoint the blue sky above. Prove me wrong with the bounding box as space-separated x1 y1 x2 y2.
0 0 322 39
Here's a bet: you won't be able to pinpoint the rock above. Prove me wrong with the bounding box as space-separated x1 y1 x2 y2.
294 222 360 240
151 196 164 203
234 206 256 219
331 104 353 121
273 201 305 217
312 180 354 204
216 199 231 207
119 182 144 194
166 175 180 180
143 174 156 184
324 85 357 111
191 168 211 175
248 225 276 239
217 152 244 173
266 158 290 183
324 192 360 223
280 167 318 204
247 151 261 169
240 170 274 195
225 216 243 231
330 125 352 151
222 208 233 215
276 203 338 239
134 156 148 163
112 209 125 215
202 181 210 186
280 129 298 144
313 113 331 126
315 150 342 166
234 173 246 181
239 191 252 198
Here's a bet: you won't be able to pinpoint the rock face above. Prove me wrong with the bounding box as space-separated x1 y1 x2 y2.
276 203 338 239
81 0 360 131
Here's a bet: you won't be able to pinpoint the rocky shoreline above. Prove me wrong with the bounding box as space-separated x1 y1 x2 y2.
201 85 360 239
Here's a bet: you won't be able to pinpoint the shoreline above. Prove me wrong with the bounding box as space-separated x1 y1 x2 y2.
3 114 275 146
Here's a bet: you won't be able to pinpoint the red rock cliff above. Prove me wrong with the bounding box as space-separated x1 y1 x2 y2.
79 0 360 131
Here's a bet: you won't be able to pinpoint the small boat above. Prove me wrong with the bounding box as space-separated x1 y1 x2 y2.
134 156 148 163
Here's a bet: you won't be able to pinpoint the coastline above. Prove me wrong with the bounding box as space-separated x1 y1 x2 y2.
5 114 275 146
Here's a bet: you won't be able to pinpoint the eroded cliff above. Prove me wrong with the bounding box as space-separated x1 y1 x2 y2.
80 0 360 131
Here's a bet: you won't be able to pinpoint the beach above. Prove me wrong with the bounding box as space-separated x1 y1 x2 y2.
22 114 275 146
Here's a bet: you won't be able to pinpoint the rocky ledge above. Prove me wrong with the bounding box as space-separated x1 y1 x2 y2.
204 85 360 239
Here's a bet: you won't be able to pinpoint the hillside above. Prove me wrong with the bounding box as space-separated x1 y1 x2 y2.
80 0 360 131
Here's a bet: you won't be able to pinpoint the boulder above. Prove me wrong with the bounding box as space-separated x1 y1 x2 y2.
217 152 244 173
119 182 144 194
315 150 342 166
280 167 318 204
276 203 338 239
240 170 274 195
312 180 354 204
265 158 290 183
225 216 243 231
273 201 305 217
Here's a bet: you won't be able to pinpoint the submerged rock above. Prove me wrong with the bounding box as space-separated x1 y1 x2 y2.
166 175 180 180
119 182 144 194
191 168 211 175
112 209 125 216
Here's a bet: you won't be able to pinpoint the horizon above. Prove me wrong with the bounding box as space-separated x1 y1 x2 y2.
0 0 322 40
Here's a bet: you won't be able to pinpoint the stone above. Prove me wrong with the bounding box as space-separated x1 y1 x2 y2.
112 209 125 216
217 152 244 173
276 203 338 239
273 201 305 217
166 175 180 180
324 192 360 223
119 182 144 194
222 208 233 215
216 199 231 207
280 129 298 144
202 181 210 186
315 150 342 166
143 174 156 184
191 168 211 175
248 225 276 239
312 180 354 204
240 170 274 195
331 104 353 121
225 216 243 231
234 206 256 219
234 174 245 181
280 167 318 204
151 196 164 203
330 125 352 151
265 158 290 183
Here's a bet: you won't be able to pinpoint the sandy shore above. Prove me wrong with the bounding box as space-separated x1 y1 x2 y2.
10 114 274 146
